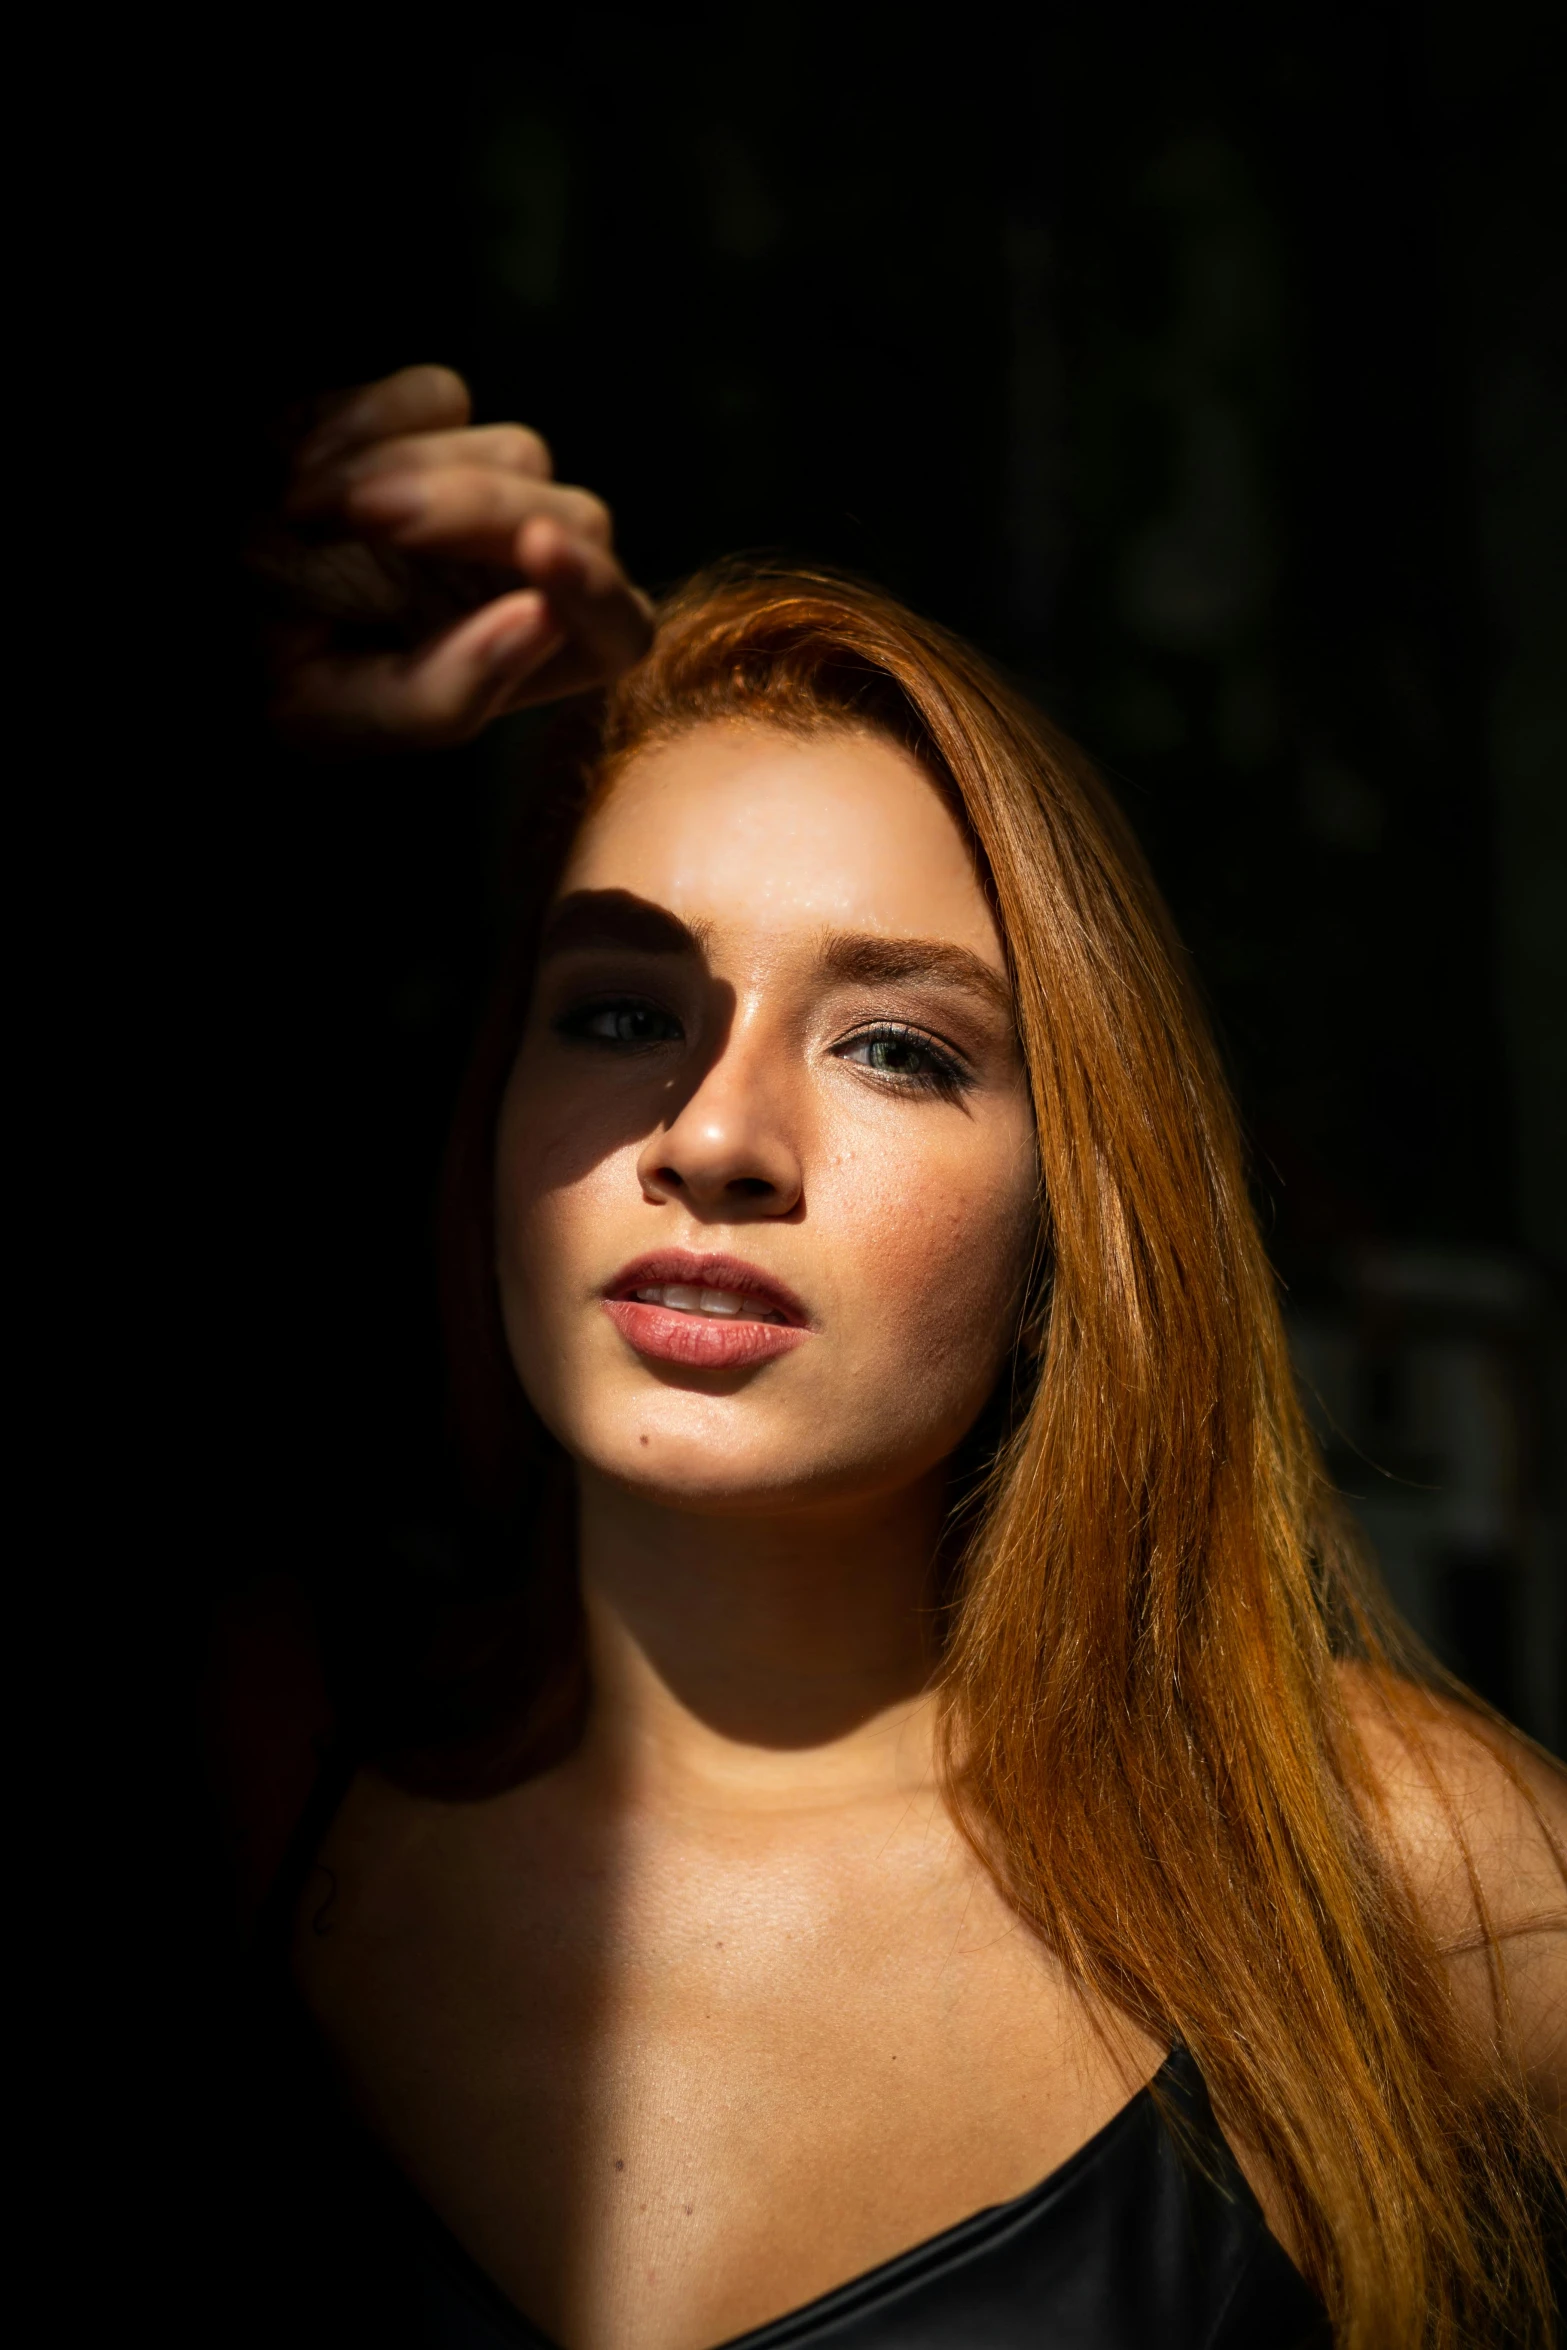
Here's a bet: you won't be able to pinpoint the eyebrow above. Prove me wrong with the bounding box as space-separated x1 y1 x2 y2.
538 893 1012 1019
819 932 1013 1018
539 890 714 961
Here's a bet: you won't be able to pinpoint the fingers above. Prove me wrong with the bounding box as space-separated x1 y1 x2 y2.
338 422 554 484
287 420 555 517
280 366 622 593
262 362 652 749
270 589 569 752
295 364 473 470
499 520 655 707
269 528 654 751
288 416 609 568
327 465 614 563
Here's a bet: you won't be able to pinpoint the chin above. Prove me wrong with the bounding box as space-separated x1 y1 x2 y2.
576 1393 959 1519
589 1413 840 1511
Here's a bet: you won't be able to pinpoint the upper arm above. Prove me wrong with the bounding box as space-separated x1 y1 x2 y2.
204 1573 336 1933
1339 1666 1567 2126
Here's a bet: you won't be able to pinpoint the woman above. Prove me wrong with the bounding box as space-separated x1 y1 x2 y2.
223 365 1566 2348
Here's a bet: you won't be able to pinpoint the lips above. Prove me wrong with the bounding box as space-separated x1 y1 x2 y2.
602 1251 812 1370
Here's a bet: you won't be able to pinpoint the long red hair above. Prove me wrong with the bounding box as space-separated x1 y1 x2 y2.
427 561 1563 2347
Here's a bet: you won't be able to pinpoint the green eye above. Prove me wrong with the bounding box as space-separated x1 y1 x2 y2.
558 998 683 1048
858 1034 934 1075
838 1025 969 1095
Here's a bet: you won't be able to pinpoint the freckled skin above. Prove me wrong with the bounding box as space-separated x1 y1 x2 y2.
495 722 1040 1512
299 723 1169 2350
259 381 1565 2350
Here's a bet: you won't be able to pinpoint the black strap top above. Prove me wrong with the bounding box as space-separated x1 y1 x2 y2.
407 2048 1327 2350
250 1750 1329 2350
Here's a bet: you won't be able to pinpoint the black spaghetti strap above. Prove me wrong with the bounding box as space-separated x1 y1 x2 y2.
239 1759 1328 2349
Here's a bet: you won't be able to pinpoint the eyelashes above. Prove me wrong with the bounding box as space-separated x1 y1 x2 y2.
552 997 974 1099
554 996 682 1049
831 1022 972 1099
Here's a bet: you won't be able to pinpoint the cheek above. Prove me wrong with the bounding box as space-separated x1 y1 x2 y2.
499 1047 643 1231
496 1081 630 1311
829 1119 1037 1414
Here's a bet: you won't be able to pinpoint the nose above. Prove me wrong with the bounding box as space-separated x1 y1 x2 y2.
636 1026 804 1217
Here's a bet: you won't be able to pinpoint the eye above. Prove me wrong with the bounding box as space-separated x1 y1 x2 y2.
835 1023 970 1098
556 996 684 1050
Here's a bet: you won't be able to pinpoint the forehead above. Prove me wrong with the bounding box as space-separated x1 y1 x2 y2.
559 721 1001 965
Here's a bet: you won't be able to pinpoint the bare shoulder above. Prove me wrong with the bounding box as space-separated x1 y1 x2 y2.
1336 1663 1567 1936
1336 1662 1567 2110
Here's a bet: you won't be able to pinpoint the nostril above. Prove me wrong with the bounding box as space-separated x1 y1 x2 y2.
727 1177 774 1199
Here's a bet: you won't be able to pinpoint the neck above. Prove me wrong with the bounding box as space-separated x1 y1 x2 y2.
571 1466 945 1809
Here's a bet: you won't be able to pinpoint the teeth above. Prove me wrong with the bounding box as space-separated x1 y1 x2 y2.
631 1283 779 1322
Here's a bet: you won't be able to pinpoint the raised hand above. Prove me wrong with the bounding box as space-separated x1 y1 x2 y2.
250 365 654 751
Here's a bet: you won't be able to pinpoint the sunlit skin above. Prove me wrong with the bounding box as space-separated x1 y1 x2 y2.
295 724 1172 2350
495 720 1039 1780
244 368 1566 2350
497 722 1038 1515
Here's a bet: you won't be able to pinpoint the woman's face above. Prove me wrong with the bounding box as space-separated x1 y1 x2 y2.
495 721 1037 1513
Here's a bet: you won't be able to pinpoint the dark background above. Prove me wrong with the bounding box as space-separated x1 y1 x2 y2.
199 0 1563 1710
63 1 1562 2326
